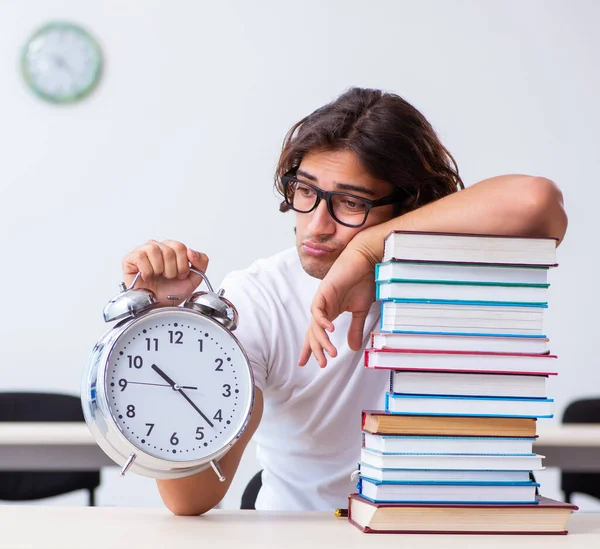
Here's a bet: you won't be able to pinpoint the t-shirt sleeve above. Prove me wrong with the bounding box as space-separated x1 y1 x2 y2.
217 270 271 392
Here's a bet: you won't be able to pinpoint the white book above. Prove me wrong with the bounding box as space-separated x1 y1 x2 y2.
376 260 549 285
389 370 549 398
365 348 557 375
376 281 548 303
359 477 538 504
363 433 536 455
383 231 557 265
360 448 545 471
385 393 553 418
371 332 549 354
357 464 534 483
381 301 546 335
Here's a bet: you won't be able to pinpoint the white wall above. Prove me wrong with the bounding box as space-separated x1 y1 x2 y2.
0 0 598 510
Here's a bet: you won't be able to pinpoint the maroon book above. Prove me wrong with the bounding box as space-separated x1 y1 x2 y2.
348 493 578 535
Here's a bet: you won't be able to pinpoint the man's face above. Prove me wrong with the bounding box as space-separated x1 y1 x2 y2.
295 149 397 279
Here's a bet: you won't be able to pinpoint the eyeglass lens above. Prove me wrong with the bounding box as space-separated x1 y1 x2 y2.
286 180 368 227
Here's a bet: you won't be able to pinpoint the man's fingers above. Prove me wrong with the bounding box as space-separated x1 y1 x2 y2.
123 250 155 284
163 240 191 280
142 241 165 278
348 311 369 351
310 295 335 332
157 242 179 279
298 334 312 366
309 322 337 368
188 248 209 272
298 321 338 367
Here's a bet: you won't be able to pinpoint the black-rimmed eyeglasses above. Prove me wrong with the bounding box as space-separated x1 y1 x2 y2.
281 170 405 228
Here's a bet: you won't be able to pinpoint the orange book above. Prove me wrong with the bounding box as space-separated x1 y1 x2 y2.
362 410 537 438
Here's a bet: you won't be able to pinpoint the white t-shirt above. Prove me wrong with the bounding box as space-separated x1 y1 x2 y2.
219 247 389 511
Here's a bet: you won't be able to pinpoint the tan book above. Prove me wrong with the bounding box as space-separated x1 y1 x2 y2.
348 494 578 534
362 411 537 437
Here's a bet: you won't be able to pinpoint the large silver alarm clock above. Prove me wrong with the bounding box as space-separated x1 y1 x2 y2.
81 268 255 481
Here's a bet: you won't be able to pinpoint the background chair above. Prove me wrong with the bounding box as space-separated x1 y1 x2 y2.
0 392 100 505
560 397 600 504
241 469 262 509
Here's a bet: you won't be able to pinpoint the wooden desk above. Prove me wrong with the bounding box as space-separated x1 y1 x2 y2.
0 423 599 471
0 507 597 549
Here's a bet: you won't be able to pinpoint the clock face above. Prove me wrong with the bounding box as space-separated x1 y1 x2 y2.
21 22 102 104
104 309 253 462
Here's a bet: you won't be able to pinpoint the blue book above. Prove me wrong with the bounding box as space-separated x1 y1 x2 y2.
363 433 537 455
385 393 553 419
375 279 548 305
357 477 540 505
357 464 533 483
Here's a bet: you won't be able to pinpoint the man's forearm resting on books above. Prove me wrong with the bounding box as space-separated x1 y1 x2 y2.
355 175 567 265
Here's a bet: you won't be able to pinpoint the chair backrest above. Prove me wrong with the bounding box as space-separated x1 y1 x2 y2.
560 397 600 503
0 392 83 422
562 398 600 424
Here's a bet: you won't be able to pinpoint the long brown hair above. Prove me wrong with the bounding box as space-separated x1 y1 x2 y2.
275 87 463 215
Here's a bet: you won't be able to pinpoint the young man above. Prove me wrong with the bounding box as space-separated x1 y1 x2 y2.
121 87 567 514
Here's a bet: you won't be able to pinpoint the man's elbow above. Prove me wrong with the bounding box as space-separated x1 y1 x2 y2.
519 176 568 244
164 498 214 516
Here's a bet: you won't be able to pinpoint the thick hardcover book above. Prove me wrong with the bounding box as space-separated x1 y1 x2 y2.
384 392 553 419
382 230 558 266
388 370 550 399
380 299 546 335
362 432 537 455
360 448 544 471
375 259 551 285
375 279 549 304
365 347 557 375
348 493 577 534
370 331 550 354
362 410 538 437
357 477 540 504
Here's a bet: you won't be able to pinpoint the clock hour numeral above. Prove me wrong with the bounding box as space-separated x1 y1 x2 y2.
198 339 203 352
118 379 127 391
169 330 183 344
195 427 204 440
215 358 224 372
127 355 143 369
213 409 223 422
145 338 159 352
170 432 179 446
126 405 136 418
145 423 154 436
222 384 231 398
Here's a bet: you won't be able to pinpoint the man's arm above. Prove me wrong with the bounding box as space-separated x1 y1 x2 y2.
156 388 263 515
359 174 567 264
299 175 568 367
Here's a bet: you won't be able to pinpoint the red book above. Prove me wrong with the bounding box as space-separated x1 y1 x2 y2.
365 348 558 375
348 493 578 534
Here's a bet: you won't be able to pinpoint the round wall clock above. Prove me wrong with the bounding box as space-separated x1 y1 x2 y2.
21 22 103 104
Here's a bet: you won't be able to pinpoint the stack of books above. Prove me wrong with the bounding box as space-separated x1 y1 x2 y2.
349 231 578 535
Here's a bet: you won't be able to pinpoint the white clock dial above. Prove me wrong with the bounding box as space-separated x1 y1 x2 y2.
105 309 253 462
21 22 102 103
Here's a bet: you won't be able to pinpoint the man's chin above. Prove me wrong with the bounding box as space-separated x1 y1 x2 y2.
298 253 334 280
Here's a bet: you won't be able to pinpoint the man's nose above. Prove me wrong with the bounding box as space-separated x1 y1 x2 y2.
307 198 336 236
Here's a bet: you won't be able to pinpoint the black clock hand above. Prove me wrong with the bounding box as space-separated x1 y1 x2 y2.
151 364 177 387
151 364 214 428
126 381 198 390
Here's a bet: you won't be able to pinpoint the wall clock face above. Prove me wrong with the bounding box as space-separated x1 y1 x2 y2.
21 22 102 104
